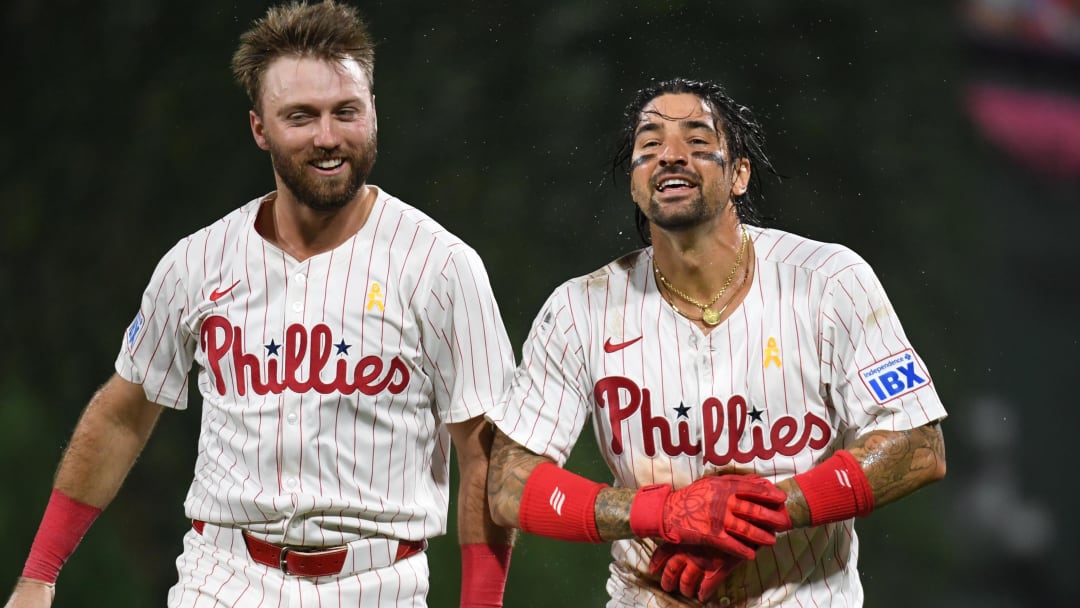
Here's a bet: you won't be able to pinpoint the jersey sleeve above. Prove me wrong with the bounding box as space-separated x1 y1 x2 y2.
420 246 515 424
487 284 592 466
820 255 948 436
114 240 197 410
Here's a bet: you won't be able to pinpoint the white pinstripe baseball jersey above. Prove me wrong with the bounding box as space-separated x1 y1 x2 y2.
117 186 514 549
490 225 947 607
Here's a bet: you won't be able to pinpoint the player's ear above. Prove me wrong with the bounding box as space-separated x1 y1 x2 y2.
250 109 270 151
731 157 751 197
370 94 378 132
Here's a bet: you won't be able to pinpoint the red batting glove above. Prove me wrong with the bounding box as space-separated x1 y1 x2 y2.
630 475 788 560
649 542 744 603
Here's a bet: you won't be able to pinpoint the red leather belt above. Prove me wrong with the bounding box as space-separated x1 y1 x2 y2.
193 520 425 577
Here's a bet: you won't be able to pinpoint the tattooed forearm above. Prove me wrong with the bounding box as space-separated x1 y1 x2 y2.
774 422 945 528
487 429 638 541
848 421 946 509
594 487 638 541
775 477 811 529
487 429 550 527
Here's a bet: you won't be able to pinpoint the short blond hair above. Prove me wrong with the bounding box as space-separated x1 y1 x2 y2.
231 0 375 112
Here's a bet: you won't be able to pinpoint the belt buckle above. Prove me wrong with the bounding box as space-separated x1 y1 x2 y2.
278 546 293 575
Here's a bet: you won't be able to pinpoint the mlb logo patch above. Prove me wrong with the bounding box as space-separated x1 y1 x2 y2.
126 311 144 348
859 349 929 404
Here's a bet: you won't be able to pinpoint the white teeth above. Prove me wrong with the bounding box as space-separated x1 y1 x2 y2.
657 178 692 191
315 159 344 169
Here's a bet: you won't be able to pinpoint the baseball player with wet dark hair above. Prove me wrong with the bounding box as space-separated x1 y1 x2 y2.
485 77 947 607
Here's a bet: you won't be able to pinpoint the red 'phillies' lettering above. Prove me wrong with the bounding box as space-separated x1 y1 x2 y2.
200 315 409 396
594 376 701 456
594 375 831 464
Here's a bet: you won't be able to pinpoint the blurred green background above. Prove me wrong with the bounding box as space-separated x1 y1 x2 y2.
3 0 1077 605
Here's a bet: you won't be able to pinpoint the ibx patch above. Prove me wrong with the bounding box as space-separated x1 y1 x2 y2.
126 311 144 348
859 349 929 404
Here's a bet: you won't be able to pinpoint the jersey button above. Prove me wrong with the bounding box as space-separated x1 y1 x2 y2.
295 273 307 284
285 478 298 489
286 413 298 424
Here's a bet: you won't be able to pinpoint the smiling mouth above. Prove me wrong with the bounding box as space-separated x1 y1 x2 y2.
655 176 696 192
312 158 345 170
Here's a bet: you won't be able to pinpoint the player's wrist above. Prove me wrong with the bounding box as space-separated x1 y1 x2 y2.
629 483 673 540
14 576 56 591
21 488 102 584
791 450 874 527
518 462 605 543
8 576 57 607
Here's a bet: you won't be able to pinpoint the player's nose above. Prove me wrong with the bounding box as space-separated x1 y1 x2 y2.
312 115 342 149
657 139 688 166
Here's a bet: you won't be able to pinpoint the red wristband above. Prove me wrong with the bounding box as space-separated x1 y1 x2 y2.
628 483 672 539
460 543 512 607
518 462 605 543
21 488 103 583
792 450 875 527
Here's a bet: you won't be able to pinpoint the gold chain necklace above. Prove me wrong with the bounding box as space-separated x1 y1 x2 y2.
661 263 749 325
653 225 749 326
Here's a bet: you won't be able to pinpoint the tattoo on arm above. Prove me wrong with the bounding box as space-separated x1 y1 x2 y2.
487 429 548 527
848 421 946 508
775 477 811 529
594 487 637 541
777 422 945 528
487 429 639 541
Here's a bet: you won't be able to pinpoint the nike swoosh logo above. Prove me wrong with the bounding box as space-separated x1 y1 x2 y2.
604 336 642 353
209 280 241 302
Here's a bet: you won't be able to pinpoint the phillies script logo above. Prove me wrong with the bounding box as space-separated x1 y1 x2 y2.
594 376 831 465
201 315 409 396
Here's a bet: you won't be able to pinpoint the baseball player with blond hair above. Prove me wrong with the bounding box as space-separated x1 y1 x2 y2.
6 2 514 607
486 77 947 606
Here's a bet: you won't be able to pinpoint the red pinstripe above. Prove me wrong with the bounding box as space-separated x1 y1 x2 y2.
119 189 510 606
151 306 186 405
491 225 946 607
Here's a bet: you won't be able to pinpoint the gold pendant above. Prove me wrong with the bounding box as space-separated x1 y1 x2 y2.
702 308 721 326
